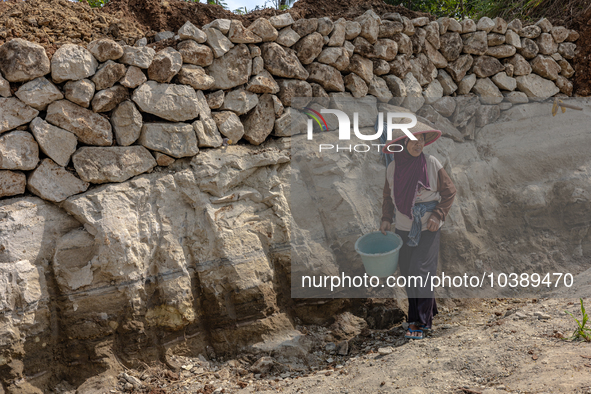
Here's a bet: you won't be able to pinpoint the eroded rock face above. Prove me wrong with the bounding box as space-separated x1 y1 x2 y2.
0 170 26 198
46 100 113 146
213 111 244 142
72 146 157 183
242 93 275 145
0 39 50 82
132 81 200 122
139 123 199 158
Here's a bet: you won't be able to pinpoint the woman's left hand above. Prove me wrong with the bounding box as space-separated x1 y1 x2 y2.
427 216 440 232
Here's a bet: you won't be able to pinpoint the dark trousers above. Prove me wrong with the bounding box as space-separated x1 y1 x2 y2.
395 228 440 329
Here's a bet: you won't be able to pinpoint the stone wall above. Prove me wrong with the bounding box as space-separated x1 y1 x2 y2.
0 11 578 202
0 10 582 393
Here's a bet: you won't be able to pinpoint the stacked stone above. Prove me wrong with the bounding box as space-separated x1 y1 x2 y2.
0 12 578 201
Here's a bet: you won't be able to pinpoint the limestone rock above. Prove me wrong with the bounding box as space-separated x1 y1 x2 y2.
228 20 262 44
550 26 569 43
344 40 355 57
71 146 156 185
306 63 344 92
30 117 77 167
193 118 222 148
0 170 26 198
317 17 335 36
422 79 443 104
566 29 579 42
477 17 495 33
138 123 199 158
436 69 457 95
220 88 259 115
0 97 39 134
111 101 142 146
153 152 175 166
0 39 50 82
292 18 318 37
446 54 473 81
559 59 574 78
63 79 95 108
148 47 183 83
154 31 174 42
379 20 403 39
15 76 63 110
558 43 576 60
195 90 212 120
276 27 300 47
383 74 407 98
373 59 390 75
432 96 456 117
51 44 98 84
492 17 508 34
530 55 561 81
269 14 294 29
261 43 309 80
46 100 112 146
506 54 532 76
251 56 264 75
277 79 312 107
457 73 477 95
208 44 253 89
213 111 244 142
424 22 441 48
242 94 275 145
374 39 398 61
344 73 368 98
294 32 325 65
0 130 39 170
412 17 430 27
271 94 284 117
507 19 522 32
486 31 507 45
353 36 375 58
472 55 505 78
247 18 279 42
177 40 214 67
555 75 573 96
120 46 156 69
132 81 200 122
178 21 207 43
317 47 350 71
207 90 224 109
389 54 411 78
462 31 488 55
205 28 235 58
485 45 516 58
347 54 373 83
475 104 500 127
515 74 559 98
402 16 415 36
520 25 541 39
505 30 522 48
535 18 552 33
87 39 124 62
536 33 557 55
393 33 412 55
246 70 279 94
409 53 437 86
205 19 231 34
368 76 393 102
328 19 347 47
27 158 88 201
401 72 424 112
503 91 528 104
92 60 127 90
91 85 129 113
177 65 215 90
491 72 516 91
461 19 476 33
273 107 307 136
423 40 447 68
472 77 503 105
0 73 10 97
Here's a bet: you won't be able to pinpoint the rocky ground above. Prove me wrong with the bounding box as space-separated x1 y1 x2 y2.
52 297 591 394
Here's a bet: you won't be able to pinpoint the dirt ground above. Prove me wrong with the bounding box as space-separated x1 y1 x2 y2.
67 297 591 394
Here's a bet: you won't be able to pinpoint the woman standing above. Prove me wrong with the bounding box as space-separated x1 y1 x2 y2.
379 123 456 340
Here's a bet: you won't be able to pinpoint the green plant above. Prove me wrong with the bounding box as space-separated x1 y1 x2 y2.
79 0 109 8
565 298 591 342
207 0 228 9
234 6 248 14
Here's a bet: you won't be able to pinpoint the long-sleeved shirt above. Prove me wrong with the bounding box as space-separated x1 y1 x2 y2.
381 154 457 231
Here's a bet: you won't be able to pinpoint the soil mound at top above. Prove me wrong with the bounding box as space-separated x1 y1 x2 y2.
102 0 433 33
0 0 145 56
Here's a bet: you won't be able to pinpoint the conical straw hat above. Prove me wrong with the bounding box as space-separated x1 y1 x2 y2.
379 110 441 154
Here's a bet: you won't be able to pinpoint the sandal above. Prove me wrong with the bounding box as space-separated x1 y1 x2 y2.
417 324 431 332
404 328 424 340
